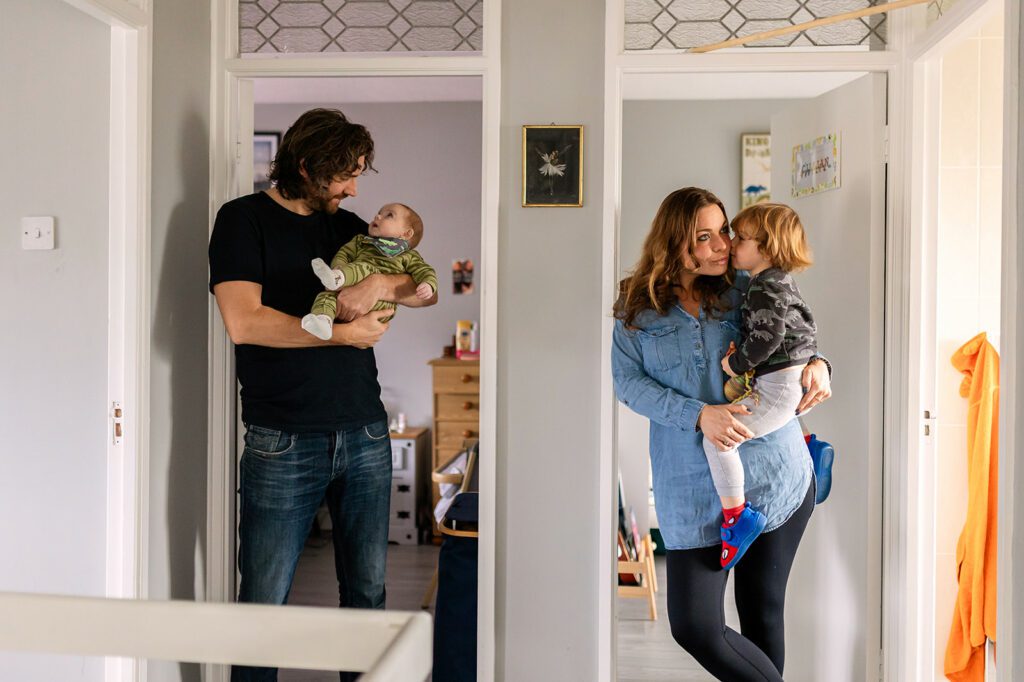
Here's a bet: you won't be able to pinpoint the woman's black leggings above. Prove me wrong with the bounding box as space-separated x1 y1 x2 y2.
665 483 814 681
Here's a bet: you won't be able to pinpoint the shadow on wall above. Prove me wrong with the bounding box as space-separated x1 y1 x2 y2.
152 112 210 682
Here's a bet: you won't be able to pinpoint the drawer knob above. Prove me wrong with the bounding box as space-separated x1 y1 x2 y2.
463 401 474 410
462 429 475 438
461 374 473 383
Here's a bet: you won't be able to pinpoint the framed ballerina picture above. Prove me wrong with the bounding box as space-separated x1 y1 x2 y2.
522 124 583 207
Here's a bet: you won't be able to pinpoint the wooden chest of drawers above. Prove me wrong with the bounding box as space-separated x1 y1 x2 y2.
429 357 480 533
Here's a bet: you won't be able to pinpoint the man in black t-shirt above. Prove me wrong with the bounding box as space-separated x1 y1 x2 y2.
209 109 436 682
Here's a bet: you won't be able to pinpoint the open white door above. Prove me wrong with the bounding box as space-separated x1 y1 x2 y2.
2 2 150 681
769 73 887 681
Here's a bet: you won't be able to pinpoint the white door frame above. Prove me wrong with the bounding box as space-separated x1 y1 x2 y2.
205 3 501 682
599 5 929 682
999 1 1021 677
906 3 1024 680
903 1 1004 678
61 1 152 681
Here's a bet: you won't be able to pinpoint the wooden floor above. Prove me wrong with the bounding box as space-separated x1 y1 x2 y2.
617 555 738 681
279 540 728 681
279 536 439 681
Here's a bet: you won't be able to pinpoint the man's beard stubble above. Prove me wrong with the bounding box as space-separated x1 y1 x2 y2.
302 178 342 215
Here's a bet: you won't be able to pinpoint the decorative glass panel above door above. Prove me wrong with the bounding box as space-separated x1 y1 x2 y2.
624 0 888 51
927 0 961 26
240 0 483 54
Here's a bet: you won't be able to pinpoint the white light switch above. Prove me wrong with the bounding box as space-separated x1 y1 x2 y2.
21 216 55 250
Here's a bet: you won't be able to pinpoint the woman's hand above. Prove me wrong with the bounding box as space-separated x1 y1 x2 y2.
796 359 832 415
698 404 754 450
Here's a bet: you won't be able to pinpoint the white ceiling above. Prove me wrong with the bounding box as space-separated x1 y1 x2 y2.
622 71 868 101
253 76 483 104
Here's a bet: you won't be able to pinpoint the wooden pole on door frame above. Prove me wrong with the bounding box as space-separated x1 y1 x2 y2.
688 0 932 53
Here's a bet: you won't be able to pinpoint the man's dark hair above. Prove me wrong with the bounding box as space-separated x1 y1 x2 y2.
270 108 376 200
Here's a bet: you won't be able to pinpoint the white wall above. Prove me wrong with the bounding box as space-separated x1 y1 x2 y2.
618 99 794 537
147 0 211 680
496 1 603 678
932 14 1004 678
769 74 887 682
0 1 109 679
255 100 483 431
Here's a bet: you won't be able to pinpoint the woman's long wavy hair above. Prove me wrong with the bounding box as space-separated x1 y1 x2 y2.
613 187 734 328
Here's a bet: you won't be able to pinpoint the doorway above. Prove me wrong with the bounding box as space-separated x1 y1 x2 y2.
246 76 483 680
608 69 888 681
1 0 150 680
912 3 1005 678
208 69 497 680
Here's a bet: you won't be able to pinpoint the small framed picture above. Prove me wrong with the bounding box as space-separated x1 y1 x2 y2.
452 259 475 295
522 125 583 207
741 133 771 209
253 131 280 192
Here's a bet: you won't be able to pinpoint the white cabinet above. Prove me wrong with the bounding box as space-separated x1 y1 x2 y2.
389 428 430 545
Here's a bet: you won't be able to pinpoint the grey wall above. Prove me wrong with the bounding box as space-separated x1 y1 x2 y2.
620 99 794 268
496 1 604 679
147 0 211 680
256 101 482 430
618 99 794 537
0 1 109 678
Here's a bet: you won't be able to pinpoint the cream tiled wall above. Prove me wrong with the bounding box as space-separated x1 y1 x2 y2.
932 11 1002 679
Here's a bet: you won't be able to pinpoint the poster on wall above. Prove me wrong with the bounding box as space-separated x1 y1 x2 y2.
452 259 475 295
792 132 841 198
253 131 280 192
741 133 771 209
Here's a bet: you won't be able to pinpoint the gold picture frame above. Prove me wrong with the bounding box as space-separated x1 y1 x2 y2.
522 125 583 207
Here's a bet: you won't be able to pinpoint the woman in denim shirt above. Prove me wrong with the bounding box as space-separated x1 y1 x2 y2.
611 188 832 681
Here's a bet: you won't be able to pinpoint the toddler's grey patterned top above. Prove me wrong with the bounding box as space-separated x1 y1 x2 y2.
727 267 817 376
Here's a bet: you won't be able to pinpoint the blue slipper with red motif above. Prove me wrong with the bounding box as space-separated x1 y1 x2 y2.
720 502 768 570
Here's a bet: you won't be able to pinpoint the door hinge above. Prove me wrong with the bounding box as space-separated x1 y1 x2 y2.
881 125 890 163
235 139 242 161
924 409 937 436
112 401 124 445
879 652 884 681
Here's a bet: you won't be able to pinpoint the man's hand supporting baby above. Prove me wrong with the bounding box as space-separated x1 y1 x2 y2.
335 273 438 321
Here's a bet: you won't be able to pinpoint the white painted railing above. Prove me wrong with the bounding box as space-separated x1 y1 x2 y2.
0 592 431 681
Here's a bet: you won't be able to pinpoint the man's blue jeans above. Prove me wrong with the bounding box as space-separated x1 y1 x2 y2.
230 419 392 681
